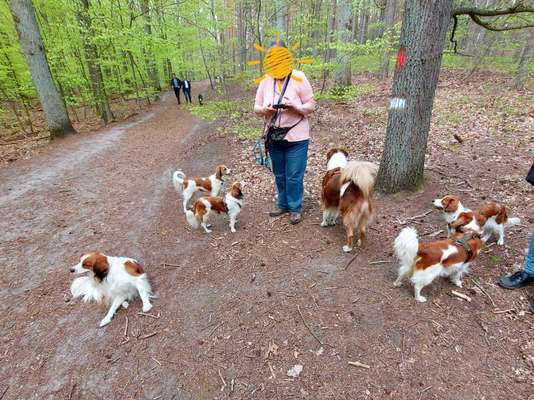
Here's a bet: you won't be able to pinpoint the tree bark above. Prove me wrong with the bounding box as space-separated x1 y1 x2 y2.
377 0 453 193
78 0 114 124
514 35 532 90
9 0 76 138
358 0 369 44
378 0 396 79
334 0 352 86
140 0 161 94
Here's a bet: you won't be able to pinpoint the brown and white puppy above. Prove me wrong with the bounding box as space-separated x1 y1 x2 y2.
450 201 520 246
326 147 348 171
321 153 378 252
393 227 483 302
432 195 469 235
185 181 244 233
70 252 153 327
173 165 231 212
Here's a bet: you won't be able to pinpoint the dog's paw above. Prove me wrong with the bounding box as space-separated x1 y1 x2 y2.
122 301 129 309
452 280 463 288
342 245 352 253
320 220 328 227
142 303 153 313
357 239 362 247
393 280 402 288
497 239 504 246
230 228 236 233
99 317 112 327
415 296 427 303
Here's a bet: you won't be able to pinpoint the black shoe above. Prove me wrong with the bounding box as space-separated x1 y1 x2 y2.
269 208 289 217
498 271 534 289
290 212 302 225
530 298 534 315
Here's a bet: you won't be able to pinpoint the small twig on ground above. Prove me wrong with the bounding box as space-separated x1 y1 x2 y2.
138 312 160 319
297 305 324 347
344 254 358 270
418 386 432 400
353 286 392 301
124 316 129 337
230 378 235 392
162 262 181 268
405 210 432 222
493 308 514 314
138 331 159 340
453 133 464 144
471 278 496 308
420 229 444 238
218 369 227 391
348 360 370 369
368 260 393 265
451 290 472 302
151 357 162 366
268 362 276 379
208 321 225 338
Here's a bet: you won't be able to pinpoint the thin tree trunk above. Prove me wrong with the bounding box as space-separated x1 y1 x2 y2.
140 0 161 95
9 0 76 138
379 0 397 79
78 0 114 124
358 0 369 44
334 0 351 86
377 0 453 193
514 35 532 90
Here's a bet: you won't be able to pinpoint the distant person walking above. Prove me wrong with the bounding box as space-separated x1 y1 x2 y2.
182 78 192 104
170 73 182 104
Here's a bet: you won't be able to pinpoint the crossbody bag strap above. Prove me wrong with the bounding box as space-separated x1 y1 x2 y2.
270 72 293 127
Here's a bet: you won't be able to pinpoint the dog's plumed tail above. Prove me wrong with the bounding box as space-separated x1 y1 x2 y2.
70 276 105 303
341 161 378 198
394 227 419 274
506 217 520 226
185 210 201 229
172 170 186 193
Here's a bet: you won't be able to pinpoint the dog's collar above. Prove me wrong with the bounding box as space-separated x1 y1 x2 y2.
454 233 478 261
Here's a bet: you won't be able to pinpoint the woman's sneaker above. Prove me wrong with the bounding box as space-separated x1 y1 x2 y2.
269 208 289 217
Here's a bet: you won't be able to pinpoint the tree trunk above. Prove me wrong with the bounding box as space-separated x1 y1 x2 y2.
376 0 453 193
9 0 76 138
78 0 114 124
514 35 532 90
378 0 396 79
140 0 161 95
334 0 351 86
358 0 369 44
275 0 287 38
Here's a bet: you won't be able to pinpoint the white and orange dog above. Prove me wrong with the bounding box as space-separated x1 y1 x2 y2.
321 148 378 252
70 252 153 327
186 181 243 233
173 165 231 212
433 195 520 245
393 227 483 302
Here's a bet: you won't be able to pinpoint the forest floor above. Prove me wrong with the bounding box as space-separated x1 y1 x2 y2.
0 72 533 400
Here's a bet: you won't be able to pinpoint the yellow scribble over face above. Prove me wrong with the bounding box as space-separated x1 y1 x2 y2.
248 34 313 85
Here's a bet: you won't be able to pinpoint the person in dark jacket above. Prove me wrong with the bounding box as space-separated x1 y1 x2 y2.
182 78 192 104
170 73 182 104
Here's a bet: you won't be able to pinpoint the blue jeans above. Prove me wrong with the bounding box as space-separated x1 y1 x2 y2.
269 139 309 213
525 229 534 274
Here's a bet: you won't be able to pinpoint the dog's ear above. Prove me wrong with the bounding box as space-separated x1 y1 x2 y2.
443 196 457 212
83 253 109 281
231 182 243 199
326 149 336 162
215 165 224 179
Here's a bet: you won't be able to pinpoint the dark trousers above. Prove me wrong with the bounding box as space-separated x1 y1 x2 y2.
173 88 181 104
269 139 309 213
183 89 192 103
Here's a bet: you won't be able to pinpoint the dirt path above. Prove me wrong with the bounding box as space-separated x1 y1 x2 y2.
1 77 532 400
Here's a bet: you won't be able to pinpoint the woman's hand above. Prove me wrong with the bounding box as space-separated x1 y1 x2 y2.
282 100 302 114
264 104 276 117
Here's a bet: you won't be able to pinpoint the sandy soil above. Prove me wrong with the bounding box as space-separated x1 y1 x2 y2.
0 74 533 400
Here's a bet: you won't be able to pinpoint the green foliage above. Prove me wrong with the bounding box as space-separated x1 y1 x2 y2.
316 81 378 101
189 100 260 138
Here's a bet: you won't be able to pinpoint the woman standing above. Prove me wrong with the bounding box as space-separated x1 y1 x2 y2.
254 49 316 224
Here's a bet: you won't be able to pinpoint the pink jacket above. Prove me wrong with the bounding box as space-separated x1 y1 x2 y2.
254 70 316 142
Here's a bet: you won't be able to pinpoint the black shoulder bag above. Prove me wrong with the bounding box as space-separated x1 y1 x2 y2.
527 162 534 187
266 72 303 145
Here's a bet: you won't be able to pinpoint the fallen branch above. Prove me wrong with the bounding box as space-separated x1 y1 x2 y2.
368 260 393 265
124 316 129 337
218 369 227 391
208 321 225 338
138 331 159 340
493 308 514 314
297 305 324 347
471 278 496 308
348 360 370 369
405 210 432 221
151 357 162 366
451 290 472 302
138 312 160 319
344 254 358 270
420 229 444 238
162 262 181 268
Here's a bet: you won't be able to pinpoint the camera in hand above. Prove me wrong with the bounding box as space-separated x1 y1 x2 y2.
272 103 287 110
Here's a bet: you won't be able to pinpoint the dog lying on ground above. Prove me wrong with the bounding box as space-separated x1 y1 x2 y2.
185 181 243 233
433 195 520 245
70 252 153 327
173 165 231 212
321 149 378 252
393 226 483 302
